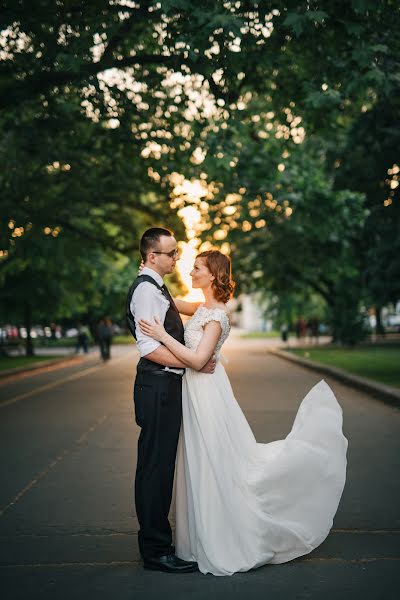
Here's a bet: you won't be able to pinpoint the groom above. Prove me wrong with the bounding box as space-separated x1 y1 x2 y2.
126 227 214 573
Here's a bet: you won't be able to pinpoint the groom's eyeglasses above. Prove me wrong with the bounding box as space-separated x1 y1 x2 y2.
152 249 180 258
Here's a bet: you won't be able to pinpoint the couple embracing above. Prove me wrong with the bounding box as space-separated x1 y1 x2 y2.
126 227 347 577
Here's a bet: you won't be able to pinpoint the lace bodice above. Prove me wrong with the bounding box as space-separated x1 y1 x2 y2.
184 305 230 357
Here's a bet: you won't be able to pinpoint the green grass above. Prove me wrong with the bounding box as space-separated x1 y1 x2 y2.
36 338 77 347
113 335 135 344
36 334 135 347
241 331 280 339
0 355 66 372
288 345 400 388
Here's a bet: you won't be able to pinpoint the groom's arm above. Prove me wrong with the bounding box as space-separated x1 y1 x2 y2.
144 346 188 368
132 282 183 366
153 321 222 371
132 282 215 372
145 347 216 372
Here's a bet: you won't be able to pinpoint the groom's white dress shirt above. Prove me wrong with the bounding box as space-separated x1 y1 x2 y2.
130 267 184 375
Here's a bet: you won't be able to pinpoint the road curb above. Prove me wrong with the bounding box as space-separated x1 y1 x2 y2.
267 347 400 407
0 355 86 379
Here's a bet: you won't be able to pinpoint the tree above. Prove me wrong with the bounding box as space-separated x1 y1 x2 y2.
334 91 400 333
1 1 399 348
200 130 368 344
0 92 185 353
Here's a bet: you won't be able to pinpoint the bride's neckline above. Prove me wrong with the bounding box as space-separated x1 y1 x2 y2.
200 303 228 313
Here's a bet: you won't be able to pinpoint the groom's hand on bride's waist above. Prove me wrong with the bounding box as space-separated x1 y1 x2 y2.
199 355 216 374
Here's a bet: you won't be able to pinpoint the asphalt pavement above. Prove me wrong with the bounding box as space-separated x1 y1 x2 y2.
0 337 399 599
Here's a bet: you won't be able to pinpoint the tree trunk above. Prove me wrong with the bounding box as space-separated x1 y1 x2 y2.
327 283 368 346
24 300 34 356
375 306 385 336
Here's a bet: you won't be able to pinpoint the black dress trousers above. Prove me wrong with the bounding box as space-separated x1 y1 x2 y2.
133 371 182 559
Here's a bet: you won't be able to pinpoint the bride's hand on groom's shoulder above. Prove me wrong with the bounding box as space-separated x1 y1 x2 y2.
139 317 167 342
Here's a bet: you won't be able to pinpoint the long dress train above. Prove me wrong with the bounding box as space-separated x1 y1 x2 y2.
175 306 348 576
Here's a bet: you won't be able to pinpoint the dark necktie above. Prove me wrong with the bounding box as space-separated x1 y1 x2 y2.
161 283 171 300
161 284 177 310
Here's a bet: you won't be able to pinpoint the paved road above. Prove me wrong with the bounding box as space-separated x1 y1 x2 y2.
0 338 399 599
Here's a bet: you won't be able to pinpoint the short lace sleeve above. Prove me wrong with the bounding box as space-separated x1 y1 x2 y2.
200 307 230 355
201 308 230 331
184 306 231 354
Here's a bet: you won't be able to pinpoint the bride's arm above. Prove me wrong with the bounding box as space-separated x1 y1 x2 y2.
173 298 202 316
139 318 221 370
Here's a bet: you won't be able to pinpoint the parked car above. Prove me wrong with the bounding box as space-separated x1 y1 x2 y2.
65 328 78 338
385 314 400 333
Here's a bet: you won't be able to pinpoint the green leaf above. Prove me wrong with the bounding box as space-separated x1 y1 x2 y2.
306 10 329 23
351 0 377 14
282 13 306 36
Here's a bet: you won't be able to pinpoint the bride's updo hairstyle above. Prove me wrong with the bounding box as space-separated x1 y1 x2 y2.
197 250 235 304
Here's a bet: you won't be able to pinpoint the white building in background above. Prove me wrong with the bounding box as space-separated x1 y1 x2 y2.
229 293 273 332
382 301 400 330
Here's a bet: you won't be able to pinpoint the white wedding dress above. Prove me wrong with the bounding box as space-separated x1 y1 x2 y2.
175 305 348 576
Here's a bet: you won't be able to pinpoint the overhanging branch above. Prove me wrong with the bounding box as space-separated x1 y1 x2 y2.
0 54 179 110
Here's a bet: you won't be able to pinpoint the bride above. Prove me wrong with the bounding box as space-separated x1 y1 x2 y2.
139 250 348 576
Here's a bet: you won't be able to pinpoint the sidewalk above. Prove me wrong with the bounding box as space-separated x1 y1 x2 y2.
0 348 97 380
268 346 400 405
0 345 137 384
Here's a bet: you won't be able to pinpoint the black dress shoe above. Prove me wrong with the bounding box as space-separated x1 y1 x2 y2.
143 554 198 573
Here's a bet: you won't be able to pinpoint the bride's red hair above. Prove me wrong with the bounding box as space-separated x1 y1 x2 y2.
197 250 235 304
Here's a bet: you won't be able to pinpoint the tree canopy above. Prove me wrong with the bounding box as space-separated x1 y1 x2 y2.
1 1 399 349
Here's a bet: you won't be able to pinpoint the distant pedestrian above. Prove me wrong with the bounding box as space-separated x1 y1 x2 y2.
50 322 58 340
295 317 307 340
280 323 288 342
75 322 89 354
98 318 113 360
308 318 320 344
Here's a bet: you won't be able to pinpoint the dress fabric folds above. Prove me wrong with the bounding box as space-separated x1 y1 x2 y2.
175 306 348 576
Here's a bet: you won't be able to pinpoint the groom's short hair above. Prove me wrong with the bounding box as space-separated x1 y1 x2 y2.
140 227 173 261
